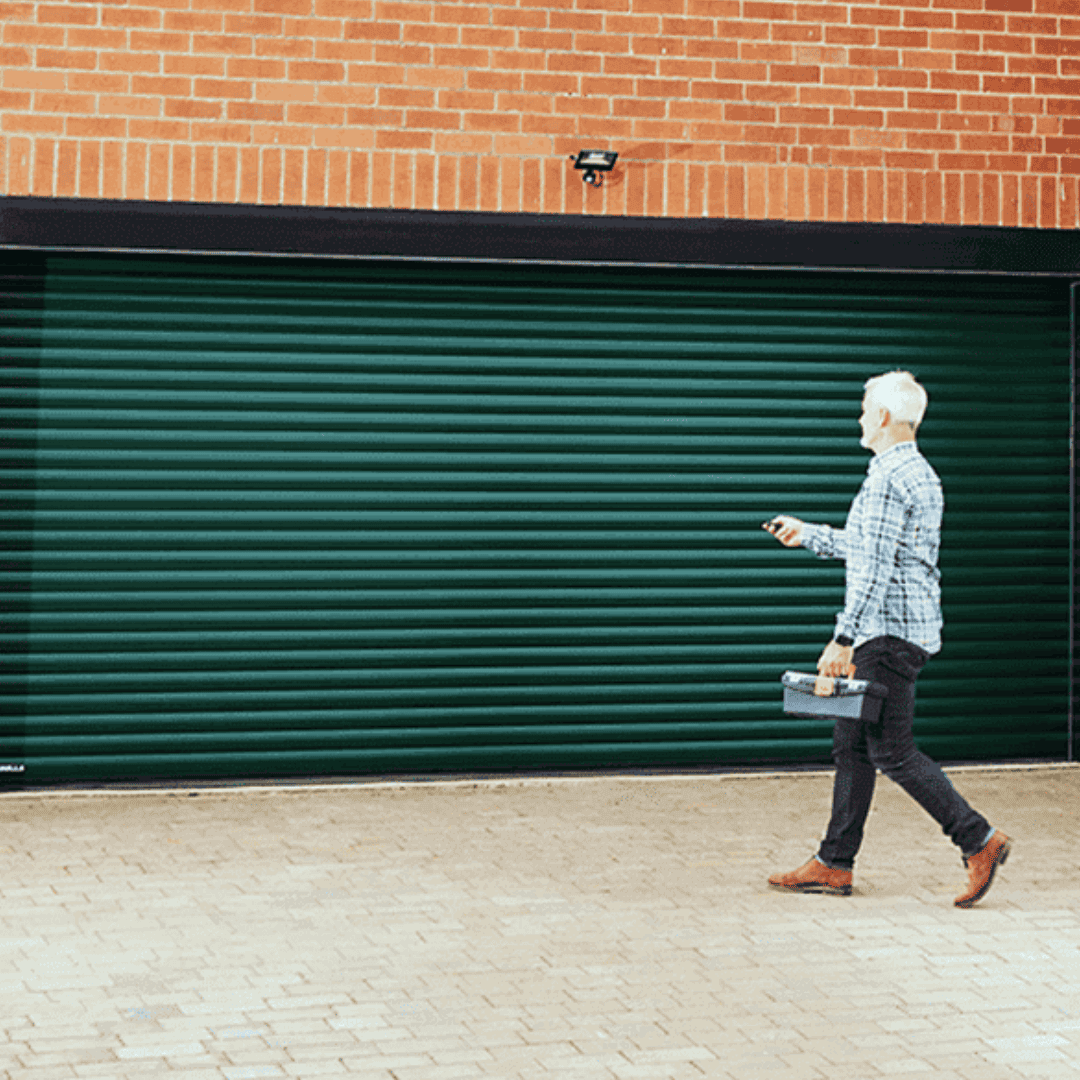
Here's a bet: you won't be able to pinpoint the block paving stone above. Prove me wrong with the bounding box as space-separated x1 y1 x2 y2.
0 763 1077 1078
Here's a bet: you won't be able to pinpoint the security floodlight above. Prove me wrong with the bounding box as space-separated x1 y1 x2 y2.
571 149 618 187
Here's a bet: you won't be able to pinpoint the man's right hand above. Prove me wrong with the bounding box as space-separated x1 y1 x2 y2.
763 515 804 548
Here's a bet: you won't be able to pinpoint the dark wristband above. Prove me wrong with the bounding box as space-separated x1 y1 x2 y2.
835 635 854 647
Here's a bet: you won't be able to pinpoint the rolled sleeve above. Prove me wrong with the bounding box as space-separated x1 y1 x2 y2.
801 522 847 562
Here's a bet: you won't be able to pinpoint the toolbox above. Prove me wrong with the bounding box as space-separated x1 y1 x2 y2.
781 670 888 723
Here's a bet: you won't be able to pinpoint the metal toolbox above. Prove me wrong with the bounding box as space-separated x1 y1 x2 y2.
781 670 888 723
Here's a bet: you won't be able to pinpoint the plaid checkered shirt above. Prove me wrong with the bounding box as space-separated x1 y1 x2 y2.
800 441 944 655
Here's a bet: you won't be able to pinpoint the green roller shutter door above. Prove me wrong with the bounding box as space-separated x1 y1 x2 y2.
1 252 1071 784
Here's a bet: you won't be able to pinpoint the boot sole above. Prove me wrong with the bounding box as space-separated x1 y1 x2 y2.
954 839 1011 908
769 881 852 896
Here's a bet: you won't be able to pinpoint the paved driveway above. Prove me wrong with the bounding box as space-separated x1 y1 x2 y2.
0 764 1077 1079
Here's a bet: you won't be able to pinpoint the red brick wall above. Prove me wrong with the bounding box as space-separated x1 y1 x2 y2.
2 0 1078 228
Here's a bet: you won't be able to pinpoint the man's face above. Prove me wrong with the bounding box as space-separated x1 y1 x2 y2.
858 395 883 449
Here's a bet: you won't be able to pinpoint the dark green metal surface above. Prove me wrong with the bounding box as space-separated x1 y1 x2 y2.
0 252 1071 783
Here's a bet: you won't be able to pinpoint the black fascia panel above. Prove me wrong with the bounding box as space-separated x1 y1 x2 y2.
1 195 1079 274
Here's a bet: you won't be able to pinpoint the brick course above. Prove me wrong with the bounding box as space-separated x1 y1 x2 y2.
1 0 1078 227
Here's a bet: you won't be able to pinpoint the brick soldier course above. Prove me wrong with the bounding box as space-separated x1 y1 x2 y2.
0 763 1077 1079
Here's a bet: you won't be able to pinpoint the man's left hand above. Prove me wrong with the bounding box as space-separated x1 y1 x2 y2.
817 639 855 679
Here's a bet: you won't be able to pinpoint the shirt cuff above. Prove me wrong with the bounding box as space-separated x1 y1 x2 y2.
800 522 832 557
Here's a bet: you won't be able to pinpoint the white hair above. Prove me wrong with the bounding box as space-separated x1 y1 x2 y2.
863 370 928 429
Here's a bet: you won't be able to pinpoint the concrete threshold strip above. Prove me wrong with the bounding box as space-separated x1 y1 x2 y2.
1 760 1076 800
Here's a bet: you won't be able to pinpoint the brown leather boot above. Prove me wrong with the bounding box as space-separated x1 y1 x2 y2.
768 857 852 896
954 830 1011 908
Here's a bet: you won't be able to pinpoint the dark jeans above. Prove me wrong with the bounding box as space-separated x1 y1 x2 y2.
816 635 992 871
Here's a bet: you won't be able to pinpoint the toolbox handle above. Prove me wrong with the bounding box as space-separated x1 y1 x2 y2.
781 670 888 699
782 670 868 696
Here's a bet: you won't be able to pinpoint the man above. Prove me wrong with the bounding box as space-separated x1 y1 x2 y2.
762 370 1010 908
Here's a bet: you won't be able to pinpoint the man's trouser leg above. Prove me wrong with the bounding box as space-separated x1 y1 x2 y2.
817 635 992 871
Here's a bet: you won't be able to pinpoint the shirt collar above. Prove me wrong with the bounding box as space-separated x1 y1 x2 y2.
868 440 918 474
